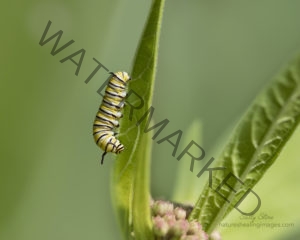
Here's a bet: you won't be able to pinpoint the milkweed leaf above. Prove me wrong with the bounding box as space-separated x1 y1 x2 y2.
111 1 165 239
172 120 204 203
189 54 300 233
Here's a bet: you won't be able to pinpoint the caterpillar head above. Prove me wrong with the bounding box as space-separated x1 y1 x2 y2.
112 71 131 84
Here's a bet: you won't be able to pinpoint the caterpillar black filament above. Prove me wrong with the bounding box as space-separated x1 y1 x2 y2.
93 71 131 164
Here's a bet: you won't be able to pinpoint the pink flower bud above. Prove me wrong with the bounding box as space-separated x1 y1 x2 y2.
187 221 202 235
152 216 169 236
152 200 174 216
170 219 189 236
174 207 187 220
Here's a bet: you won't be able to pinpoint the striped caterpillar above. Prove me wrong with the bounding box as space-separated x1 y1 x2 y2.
93 71 131 164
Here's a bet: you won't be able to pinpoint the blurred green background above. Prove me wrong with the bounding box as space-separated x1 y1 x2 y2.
1 0 300 239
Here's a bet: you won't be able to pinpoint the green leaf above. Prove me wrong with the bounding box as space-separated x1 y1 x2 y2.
111 0 165 239
172 119 204 203
189 54 300 233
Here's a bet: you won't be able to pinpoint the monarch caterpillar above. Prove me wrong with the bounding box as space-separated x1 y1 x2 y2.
93 71 131 164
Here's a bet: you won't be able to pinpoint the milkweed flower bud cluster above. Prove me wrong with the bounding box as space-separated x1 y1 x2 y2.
151 200 209 240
